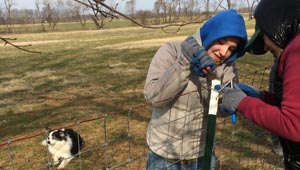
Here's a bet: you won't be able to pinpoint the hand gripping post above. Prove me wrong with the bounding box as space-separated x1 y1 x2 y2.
214 79 236 124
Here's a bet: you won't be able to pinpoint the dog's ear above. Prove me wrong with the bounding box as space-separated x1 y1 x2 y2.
46 126 51 131
59 130 66 138
44 126 52 136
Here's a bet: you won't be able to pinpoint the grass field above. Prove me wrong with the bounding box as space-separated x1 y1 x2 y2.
0 23 200 138
0 19 135 33
0 19 279 169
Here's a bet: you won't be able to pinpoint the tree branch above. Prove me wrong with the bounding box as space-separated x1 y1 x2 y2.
0 37 42 54
72 0 225 33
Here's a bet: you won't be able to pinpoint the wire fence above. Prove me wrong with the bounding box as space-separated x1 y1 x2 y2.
0 67 284 170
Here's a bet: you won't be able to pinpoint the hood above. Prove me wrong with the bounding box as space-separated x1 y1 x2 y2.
255 0 300 49
199 10 248 64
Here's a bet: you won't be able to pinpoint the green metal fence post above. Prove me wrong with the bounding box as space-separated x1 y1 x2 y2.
203 79 220 170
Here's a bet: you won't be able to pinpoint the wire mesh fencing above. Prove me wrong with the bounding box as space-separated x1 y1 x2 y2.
0 67 284 170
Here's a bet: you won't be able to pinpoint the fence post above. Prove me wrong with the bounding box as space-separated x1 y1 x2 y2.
44 128 52 170
7 139 15 170
104 114 109 170
203 79 220 170
76 121 83 170
127 108 133 167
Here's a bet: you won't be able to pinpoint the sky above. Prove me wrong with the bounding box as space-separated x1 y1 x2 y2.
13 0 155 11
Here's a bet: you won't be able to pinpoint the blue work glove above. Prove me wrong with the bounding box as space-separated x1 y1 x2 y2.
190 48 216 77
181 36 199 61
236 83 262 98
221 87 247 113
219 105 237 124
181 36 216 77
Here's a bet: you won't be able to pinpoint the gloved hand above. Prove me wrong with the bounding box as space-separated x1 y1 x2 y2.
181 36 216 77
221 87 246 113
236 83 262 98
190 48 216 77
181 36 199 61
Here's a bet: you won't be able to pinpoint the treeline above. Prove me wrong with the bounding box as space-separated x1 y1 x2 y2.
0 0 257 34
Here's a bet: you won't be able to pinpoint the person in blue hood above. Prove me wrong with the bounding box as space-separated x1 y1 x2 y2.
144 10 247 170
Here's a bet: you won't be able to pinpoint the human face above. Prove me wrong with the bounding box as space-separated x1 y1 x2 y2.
262 33 283 58
207 37 240 65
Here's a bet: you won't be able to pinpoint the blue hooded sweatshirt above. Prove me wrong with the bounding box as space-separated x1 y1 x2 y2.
199 10 248 64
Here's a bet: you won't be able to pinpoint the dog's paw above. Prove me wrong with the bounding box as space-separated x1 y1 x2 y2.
41 139 47 146
57 165 65 169
52 160 59 166
57 157 72 169
57 163 66 169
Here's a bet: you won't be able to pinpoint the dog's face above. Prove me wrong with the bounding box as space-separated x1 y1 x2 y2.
46 129 68 146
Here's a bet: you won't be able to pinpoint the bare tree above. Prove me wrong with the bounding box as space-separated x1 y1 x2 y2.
66 0 88 28
0 11 4 27
87 0 118 29
218 0 238 10
153 0 162 24
161 0 167 23
225 0 232 9
181 0 200 21
246 0 260 20
18 9 35 24
3 0 14 33
72 0 224 33
34 0 63 32
125 0 136 25
152 0 168 23
35 0 46 31
44 0 63 31
165 0 180 23
205 0 210 19
136 10 153 25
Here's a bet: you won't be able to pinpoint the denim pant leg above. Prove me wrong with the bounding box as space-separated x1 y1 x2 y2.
186 154 215 170
146 150 216 170
146 150 179 170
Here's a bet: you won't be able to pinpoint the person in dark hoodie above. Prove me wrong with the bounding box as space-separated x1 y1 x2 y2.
220 0 300 169
144 10 247 170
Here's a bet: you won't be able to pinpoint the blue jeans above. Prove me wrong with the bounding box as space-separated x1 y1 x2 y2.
146 150 215 170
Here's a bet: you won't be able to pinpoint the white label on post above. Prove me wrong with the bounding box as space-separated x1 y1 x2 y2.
208 79 220 116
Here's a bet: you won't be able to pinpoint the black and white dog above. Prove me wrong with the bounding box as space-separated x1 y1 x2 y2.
41 128 84 169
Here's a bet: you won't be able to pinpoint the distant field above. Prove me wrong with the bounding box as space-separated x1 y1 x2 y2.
0 15 256 34
0 19 135 33
0 19 277 169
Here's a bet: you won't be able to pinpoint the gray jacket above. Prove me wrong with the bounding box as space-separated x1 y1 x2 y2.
144 41 238 160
